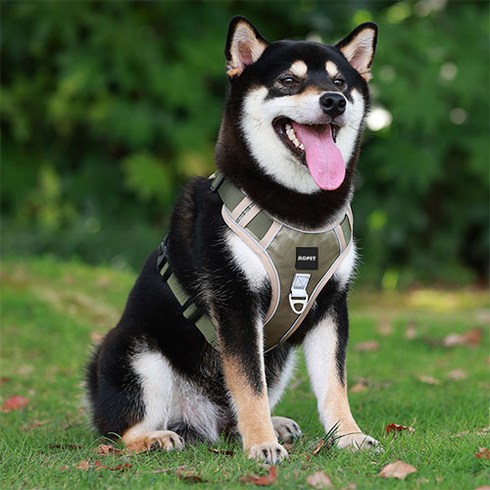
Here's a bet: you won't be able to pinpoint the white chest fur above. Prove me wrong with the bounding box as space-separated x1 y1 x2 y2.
226 227 357 294
226 230 268 292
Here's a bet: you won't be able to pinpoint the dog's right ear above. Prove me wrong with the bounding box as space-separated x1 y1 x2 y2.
225 17 269 79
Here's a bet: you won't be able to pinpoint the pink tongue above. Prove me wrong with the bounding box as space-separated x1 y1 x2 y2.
291 123 345 191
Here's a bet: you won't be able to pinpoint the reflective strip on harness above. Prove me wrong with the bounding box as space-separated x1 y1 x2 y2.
158 174 353 353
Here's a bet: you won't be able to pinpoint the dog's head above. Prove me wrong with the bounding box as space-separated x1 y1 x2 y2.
223 17 377 195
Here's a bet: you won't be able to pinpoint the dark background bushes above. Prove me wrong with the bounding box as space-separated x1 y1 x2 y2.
1 0 488 288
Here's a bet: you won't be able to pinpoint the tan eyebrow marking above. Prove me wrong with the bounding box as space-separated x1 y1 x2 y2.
289 60 308 79
325 61 339 79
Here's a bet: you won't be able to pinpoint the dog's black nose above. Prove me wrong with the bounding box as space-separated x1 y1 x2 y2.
320 93 347 119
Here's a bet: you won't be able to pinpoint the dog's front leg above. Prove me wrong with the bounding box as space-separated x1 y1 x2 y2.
217 312 288 464
304 298 379 451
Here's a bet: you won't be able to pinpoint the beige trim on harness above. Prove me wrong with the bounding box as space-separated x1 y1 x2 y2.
231 195 253 220
260 220 283 249
222 206 282 324
160 174 354 353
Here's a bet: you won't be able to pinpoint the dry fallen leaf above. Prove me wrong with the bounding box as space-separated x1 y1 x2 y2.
76 460 132 472
108 463 132 472
21 420 48 431
379 461 417 480
455 427 490 437
1 395 29 412
125 441 147 452
240 466 278 486
103 461 133 471
404 321 418 340
341 484 357 490
176 466 205 483
385 423 416 435
75 461 91 471
377 318 393 336
350 382 368 393
96 444 122 455
475 447 490 460
442 328 482 347
307 470 332 488
418 375 441 385
306 439 326 461
446 369 467 381
354 340 379 352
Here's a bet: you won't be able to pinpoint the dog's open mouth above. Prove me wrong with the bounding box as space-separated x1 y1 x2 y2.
273 118 345 191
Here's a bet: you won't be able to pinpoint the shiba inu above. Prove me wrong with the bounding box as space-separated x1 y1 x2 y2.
86 16 379 464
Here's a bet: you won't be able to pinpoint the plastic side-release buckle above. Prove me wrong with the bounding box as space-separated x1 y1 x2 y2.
289 273 311 315
157 237 168 272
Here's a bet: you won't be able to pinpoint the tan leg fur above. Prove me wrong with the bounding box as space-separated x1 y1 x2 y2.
221 356 288 463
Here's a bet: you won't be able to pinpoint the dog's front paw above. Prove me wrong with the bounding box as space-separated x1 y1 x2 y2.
337 432 381 452
247 441 288 464
271 416 302 442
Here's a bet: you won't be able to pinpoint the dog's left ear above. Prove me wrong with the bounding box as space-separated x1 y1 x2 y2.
336 23 377 81
225 17 269 79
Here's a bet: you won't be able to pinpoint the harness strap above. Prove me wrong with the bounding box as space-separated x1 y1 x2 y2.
157 173 353 352
215 176 274 241
157 246 218 347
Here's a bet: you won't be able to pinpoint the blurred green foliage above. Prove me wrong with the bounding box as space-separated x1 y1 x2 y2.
1 0 488 287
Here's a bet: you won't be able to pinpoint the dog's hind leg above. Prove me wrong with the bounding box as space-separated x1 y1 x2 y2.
271 416 302 443
122 425 184 452
304 295 380 451
120 348 185 452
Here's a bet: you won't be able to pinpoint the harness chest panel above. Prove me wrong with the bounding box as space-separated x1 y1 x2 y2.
158 175 353 352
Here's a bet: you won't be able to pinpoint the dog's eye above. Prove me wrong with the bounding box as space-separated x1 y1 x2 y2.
333 77 346 89
280 76 299 87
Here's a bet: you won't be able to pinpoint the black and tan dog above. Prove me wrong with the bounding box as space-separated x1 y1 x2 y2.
86 17 379 464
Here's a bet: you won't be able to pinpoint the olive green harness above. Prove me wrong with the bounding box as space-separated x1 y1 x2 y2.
158 174 353 353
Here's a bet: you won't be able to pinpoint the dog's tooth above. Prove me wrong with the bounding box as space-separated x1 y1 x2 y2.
284 122 303 150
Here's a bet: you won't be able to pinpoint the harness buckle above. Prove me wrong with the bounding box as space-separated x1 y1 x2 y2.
289 273 311 315
157 235 169 273
210 172 226 193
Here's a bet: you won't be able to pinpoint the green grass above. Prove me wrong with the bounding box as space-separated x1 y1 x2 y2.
1 257 489 489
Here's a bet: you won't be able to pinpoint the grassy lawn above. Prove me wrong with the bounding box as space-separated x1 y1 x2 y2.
1 257 489 489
